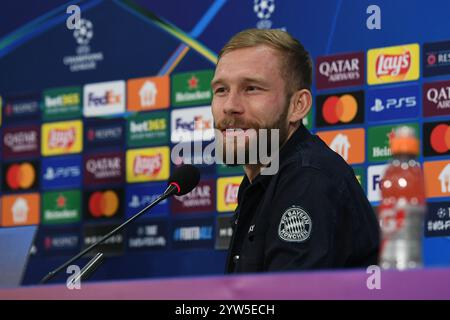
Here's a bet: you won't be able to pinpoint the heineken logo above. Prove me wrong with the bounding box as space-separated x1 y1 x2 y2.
172 70 213 106
42 191 81 224
368 124 418 162
175 90 211 103
188 75 199 89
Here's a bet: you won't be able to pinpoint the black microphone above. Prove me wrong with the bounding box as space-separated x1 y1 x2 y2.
39 164 200 284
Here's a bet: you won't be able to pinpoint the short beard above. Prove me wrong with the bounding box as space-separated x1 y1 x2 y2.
215 103 290 166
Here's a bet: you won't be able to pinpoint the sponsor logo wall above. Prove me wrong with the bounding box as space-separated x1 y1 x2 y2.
313 42 450 248
3 38 450 275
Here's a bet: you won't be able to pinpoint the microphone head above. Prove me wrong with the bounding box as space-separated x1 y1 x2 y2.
168 164 200 196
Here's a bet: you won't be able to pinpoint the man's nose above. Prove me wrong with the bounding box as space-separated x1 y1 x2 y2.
222 91 244 115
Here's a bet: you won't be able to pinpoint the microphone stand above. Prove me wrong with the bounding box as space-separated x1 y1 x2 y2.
39 184 177 284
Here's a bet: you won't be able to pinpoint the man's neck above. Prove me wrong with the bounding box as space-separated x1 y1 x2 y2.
243 124 299 183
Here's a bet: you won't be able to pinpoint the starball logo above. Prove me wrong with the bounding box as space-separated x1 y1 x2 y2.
367 44 419 85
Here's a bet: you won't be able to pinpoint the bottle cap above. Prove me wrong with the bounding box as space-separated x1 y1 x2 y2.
390 126 419 155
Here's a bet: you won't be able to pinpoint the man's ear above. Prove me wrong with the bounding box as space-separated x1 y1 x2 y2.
288 89 312 124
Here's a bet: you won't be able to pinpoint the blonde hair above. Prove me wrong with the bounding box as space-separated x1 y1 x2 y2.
218 28 312 92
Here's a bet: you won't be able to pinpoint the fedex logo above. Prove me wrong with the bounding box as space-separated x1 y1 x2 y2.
171 106 214 142
83 81 125 117
87 91 121 106
367 164 388 202
175 116 212 131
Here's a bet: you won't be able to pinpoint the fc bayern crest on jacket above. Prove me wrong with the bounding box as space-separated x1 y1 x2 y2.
278 206 312 242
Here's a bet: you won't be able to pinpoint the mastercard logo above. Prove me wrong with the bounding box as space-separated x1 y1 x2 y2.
430 124 450 153
88 190 120 218
322 94 358 124
6 163 36 190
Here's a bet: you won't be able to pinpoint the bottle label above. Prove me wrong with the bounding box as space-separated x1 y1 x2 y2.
379 201 425 270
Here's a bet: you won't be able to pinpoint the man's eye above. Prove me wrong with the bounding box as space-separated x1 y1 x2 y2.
246 86 260 92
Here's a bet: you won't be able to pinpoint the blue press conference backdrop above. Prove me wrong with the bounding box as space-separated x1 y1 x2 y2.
1 0 450 285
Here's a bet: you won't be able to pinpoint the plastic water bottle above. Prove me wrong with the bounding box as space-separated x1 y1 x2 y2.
378 126 426 270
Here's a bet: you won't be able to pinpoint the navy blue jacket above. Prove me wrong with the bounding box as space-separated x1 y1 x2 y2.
225 124 380 273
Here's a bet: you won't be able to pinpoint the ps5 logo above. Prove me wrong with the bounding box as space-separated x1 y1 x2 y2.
371 96 416 112
44 166 81 181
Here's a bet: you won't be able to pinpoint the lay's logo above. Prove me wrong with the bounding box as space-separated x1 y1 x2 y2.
376 51 411 77
224 183 239 205
133 155 162 177
217 176 243 212
42 120 82 156
48 128 75 149
126 147 169 183
368 44 419 85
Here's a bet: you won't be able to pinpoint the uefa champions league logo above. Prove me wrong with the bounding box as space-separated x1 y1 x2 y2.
254 0 275 29
73 19 94 46
63 17 103 72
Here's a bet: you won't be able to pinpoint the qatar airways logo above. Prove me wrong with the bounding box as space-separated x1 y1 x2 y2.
86 156 122 177
48 128 76 149
376 51 411 77
133 155 162 176
316 52 364 89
